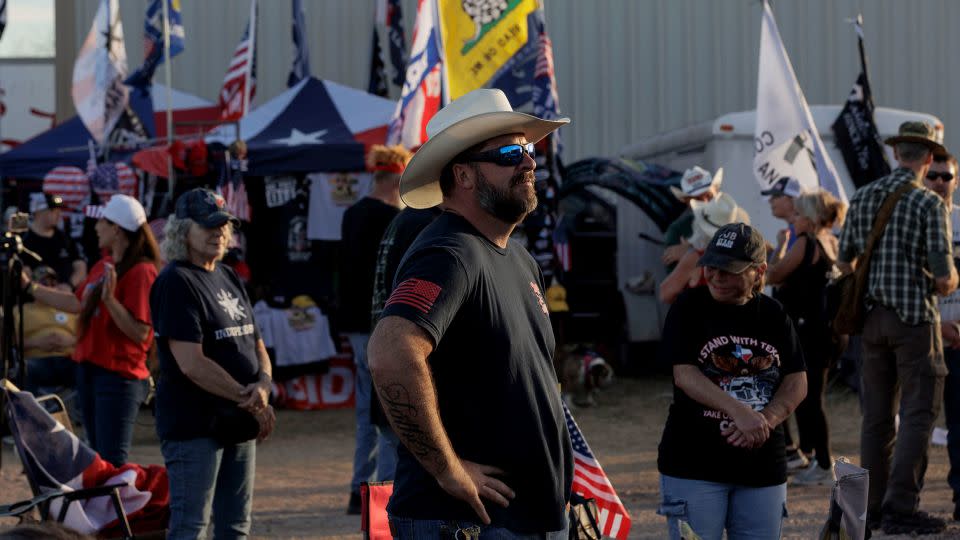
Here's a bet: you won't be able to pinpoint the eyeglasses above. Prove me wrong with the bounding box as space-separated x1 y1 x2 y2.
458 143 535 167
926 171 955 182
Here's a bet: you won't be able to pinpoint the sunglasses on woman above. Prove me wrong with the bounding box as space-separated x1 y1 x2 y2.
926 171 955 182
458 142 536 167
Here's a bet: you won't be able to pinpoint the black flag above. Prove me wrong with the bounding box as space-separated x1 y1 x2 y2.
831 15 890 188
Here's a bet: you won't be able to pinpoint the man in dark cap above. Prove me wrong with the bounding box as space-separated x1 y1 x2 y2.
23 192 86 288
838 121 958 535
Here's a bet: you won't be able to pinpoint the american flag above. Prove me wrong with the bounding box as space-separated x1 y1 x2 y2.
565 403 631 540
385 278 442 314
89 162 138 202
218 0 258 121
43 166 90 212
553 216 572 272
218 157 251 221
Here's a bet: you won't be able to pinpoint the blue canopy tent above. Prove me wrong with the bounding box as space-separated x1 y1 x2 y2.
0 88 156 179
205 77 395 176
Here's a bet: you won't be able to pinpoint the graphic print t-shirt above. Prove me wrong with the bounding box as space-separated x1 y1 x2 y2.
150 261 262 440
23 229 81 284
380 212 572 533
657 286 805 487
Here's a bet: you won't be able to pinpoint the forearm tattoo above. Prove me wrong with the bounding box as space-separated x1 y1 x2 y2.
377 381 448 475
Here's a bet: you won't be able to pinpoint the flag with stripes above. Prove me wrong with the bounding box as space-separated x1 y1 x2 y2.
89 162 138 201
218 0 258 121
565 403 631 540
43 166 90 212
385 278 442 315
218 156 251 221
287 0 310 87
553 216 572 272
125 0 185 88
386 0 442 148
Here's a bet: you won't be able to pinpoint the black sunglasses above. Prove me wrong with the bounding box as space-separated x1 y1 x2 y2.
926 171 955 182
458 143 535 167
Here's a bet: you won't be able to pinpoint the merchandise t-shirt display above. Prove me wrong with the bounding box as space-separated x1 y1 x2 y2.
381 212 573 532
338 196 400 332
23 229 81 284
253 300 337 366
657 286 806 487
258 178 324 302
150 261 262 441
72 258 157 380
21 303 77 359
307 172 373 241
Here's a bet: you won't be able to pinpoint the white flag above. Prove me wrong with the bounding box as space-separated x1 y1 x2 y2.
72 0 129 144
754 1 846 202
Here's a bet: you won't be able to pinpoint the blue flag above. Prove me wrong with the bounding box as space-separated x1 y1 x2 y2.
125 0 185 88
287 0 311 87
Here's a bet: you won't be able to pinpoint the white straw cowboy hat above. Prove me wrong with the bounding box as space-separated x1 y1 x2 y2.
399 88 570 209
670 166 724 200
689 192 750 241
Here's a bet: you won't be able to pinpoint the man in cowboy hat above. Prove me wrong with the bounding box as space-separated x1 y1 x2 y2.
838 120 958 535
367 88 572 537
339 144 411 514
662 165 724 270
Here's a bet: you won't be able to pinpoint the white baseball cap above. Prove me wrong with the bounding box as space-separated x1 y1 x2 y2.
101 194 147 232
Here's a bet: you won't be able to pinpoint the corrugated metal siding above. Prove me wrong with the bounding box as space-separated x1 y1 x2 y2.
60 0 960 162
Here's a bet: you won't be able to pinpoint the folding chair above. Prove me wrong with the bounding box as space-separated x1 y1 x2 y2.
360 481 393 540
0 379 166 539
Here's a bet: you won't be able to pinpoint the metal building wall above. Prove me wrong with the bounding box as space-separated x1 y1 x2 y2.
56 0 960 162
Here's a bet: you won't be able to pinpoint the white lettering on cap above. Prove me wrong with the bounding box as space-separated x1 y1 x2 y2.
716 230 737 249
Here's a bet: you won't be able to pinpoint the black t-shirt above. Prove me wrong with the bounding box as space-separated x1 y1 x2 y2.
150 261 262 440
23 229 81 284
381 212 572 532
657 286 805 487
338 196 400 332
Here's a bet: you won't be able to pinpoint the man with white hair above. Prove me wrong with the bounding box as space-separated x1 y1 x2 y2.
661 166 723 270
368 89 572 537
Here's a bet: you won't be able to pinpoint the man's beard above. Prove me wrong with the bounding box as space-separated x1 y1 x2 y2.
474 166 538 224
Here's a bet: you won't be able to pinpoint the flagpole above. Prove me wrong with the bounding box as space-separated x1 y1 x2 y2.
243 0 257 117
162 0 176 198
854 14 872 96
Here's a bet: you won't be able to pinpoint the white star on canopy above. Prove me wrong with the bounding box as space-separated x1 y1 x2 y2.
270 128 328 146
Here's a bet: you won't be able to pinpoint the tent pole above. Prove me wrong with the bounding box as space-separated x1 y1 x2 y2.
162 0 176 200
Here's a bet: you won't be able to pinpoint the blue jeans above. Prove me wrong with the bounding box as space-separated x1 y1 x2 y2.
377 426 400 482
388 515 568 540
945 348 960 502
349 332 379 492
658 474 787 540
75 362 148 466
162 437 256 540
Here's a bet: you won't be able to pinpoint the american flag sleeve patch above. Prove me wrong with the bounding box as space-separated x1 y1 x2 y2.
385 278 442 315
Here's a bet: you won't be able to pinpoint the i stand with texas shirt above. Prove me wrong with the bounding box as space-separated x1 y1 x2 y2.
657 287 805 487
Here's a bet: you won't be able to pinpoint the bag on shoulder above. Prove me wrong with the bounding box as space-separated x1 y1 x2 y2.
568 492 602 540
830 273 863 336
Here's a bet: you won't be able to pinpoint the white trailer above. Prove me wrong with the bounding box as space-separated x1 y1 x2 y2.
615 106 942 344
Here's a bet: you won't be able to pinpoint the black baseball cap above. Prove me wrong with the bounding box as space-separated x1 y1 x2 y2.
29 192 64 213
697 223 766 274
175 188 239 228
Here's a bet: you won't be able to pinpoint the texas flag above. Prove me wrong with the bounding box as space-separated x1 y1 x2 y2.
3 382 169 535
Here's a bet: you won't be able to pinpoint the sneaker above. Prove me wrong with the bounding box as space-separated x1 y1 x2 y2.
346 491 362 515
881 510 946 535
791 462 835 486
785 449 809 472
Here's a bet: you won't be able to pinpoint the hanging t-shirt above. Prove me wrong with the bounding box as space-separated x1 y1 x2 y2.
381 212 572 533
150 261 263 441
657 286 805 487
337 196 400 332
22 229 82 284
253 300 337 366
72 258 157 380
306 172 373 241
256 178 324 302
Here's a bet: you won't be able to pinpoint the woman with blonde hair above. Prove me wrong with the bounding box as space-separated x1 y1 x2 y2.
24 195 160 466
767 189 847 486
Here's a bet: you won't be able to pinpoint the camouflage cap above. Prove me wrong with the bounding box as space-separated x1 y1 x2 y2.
885 121 947 156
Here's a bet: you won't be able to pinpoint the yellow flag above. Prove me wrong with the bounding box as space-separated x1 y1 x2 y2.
438 0 539 99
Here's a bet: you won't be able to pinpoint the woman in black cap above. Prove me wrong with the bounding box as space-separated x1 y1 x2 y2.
150 188 273 539
656 223 807 540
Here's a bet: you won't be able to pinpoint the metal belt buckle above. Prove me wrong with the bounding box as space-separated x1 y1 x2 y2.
455 525 481 540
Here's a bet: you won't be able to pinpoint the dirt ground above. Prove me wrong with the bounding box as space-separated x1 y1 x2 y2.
0 375 958 539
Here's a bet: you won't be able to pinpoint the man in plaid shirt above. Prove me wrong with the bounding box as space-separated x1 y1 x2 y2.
838 121 959 535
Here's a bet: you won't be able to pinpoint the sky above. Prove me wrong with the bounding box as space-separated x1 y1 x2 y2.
0 0 55 58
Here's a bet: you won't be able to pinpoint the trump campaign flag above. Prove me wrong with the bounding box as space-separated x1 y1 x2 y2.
565 404 631 540
72 0 129 144
219 0 258 121
831 15 890 188
125 0 185 88
387 0 443 148
287 0 311 87
754 0 846 201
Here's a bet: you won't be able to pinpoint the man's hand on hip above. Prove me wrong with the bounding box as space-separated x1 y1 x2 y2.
436 458 515 525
